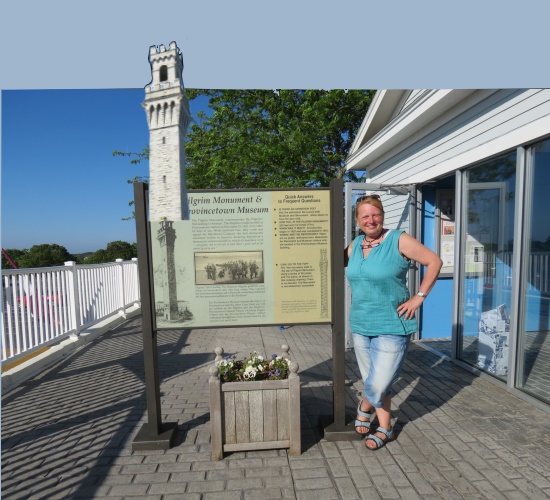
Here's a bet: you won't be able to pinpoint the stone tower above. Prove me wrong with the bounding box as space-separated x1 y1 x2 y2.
143 41 191 221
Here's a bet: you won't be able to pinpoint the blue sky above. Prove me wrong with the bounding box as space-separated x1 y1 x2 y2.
2 89 210 254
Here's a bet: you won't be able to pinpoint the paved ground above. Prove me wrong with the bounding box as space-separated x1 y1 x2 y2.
2 317 550 499
421 332 550 403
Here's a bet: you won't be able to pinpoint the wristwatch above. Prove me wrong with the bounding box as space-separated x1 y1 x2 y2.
417 291 426 298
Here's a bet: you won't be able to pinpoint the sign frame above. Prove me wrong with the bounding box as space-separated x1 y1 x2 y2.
131 180 354 450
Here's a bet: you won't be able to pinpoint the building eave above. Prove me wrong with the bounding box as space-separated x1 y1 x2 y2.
348 90 408 156
346 89 478 172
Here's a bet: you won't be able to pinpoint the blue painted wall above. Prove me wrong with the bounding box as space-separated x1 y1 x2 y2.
421 279 454 338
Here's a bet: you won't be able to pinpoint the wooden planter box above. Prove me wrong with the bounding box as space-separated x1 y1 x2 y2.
209 346 301 460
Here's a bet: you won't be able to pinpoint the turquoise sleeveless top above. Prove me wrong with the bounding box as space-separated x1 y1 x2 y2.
346 229 417 336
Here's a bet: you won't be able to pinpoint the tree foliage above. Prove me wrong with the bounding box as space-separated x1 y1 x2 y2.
3 244 78 269
112 146 150 220
2 248 28 269
84 240 137 264
112 146 150 183
184 89 373 189
2 241 137 269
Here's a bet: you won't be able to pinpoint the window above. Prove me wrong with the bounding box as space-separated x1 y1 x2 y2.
518 138 550 402
459 152 516 380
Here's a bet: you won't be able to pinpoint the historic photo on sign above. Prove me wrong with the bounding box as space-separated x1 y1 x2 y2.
195 251 264 285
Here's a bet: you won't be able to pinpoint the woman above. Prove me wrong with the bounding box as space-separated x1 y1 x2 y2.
346 194 442 450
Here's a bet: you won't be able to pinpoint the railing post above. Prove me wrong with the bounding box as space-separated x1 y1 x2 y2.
64 261 81 339
116 259 127 319
3 277 14 361
132 258 140 306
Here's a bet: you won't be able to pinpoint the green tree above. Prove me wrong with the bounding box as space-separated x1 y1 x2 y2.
84 249 111 265
105 240 136 261
17 244 76 269
1 248 28 269
84 240 137 264
184 89 373 189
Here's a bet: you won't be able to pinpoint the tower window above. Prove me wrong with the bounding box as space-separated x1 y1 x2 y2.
159 65 168 82
163 175 167 183
162 137 166 144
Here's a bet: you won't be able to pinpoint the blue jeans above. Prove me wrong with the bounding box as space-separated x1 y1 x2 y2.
352 333 411 408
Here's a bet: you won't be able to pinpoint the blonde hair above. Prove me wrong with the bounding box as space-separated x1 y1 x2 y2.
356 195 384 214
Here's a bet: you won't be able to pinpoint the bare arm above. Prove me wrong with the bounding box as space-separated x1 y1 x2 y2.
396 232 443 320
344 242 353 267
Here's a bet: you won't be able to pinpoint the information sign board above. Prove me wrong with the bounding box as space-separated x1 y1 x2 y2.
151 189 332 329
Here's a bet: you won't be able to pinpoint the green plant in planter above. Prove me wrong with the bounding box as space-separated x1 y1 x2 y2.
216 349 292 382
209 344 301 460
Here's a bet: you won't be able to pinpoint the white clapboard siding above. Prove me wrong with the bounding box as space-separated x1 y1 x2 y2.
367 89 550 184
381 194 411 233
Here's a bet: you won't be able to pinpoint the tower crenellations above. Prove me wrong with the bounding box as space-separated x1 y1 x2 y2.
146 41 184 93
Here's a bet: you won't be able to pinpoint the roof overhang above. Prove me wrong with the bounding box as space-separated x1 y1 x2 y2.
346 89 478 171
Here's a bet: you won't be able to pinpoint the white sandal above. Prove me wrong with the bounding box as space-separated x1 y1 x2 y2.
355 402 375 435
365 426 394 450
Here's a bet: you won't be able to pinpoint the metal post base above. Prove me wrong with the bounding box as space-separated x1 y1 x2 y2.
320 415 362 441
132 422 178 451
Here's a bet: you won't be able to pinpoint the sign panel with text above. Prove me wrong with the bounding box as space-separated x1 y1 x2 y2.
151 189 332 329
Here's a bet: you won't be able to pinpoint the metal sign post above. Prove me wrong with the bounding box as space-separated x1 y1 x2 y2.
322 178 359 440
132 182 177 450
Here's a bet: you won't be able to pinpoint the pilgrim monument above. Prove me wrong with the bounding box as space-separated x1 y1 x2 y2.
143 41 191 221
144 41 191 321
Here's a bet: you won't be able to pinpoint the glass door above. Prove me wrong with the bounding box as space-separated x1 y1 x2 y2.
518 138 550 403
459 153 517 380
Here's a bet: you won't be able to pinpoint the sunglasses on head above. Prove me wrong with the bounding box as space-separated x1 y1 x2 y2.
357 194 381 202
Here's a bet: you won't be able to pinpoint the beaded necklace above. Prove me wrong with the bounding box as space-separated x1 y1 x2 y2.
361 229 386 249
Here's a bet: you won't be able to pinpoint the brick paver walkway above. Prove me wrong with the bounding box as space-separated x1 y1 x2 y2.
2 317 550 499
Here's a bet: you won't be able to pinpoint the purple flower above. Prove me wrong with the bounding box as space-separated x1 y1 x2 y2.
271 354 277 359
275 369 281 376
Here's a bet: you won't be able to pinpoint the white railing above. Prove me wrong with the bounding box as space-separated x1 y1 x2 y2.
527 252 550 294
1 259 140 363
483 252 550 294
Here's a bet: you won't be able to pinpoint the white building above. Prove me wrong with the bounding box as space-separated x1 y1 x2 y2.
346 89 550 409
